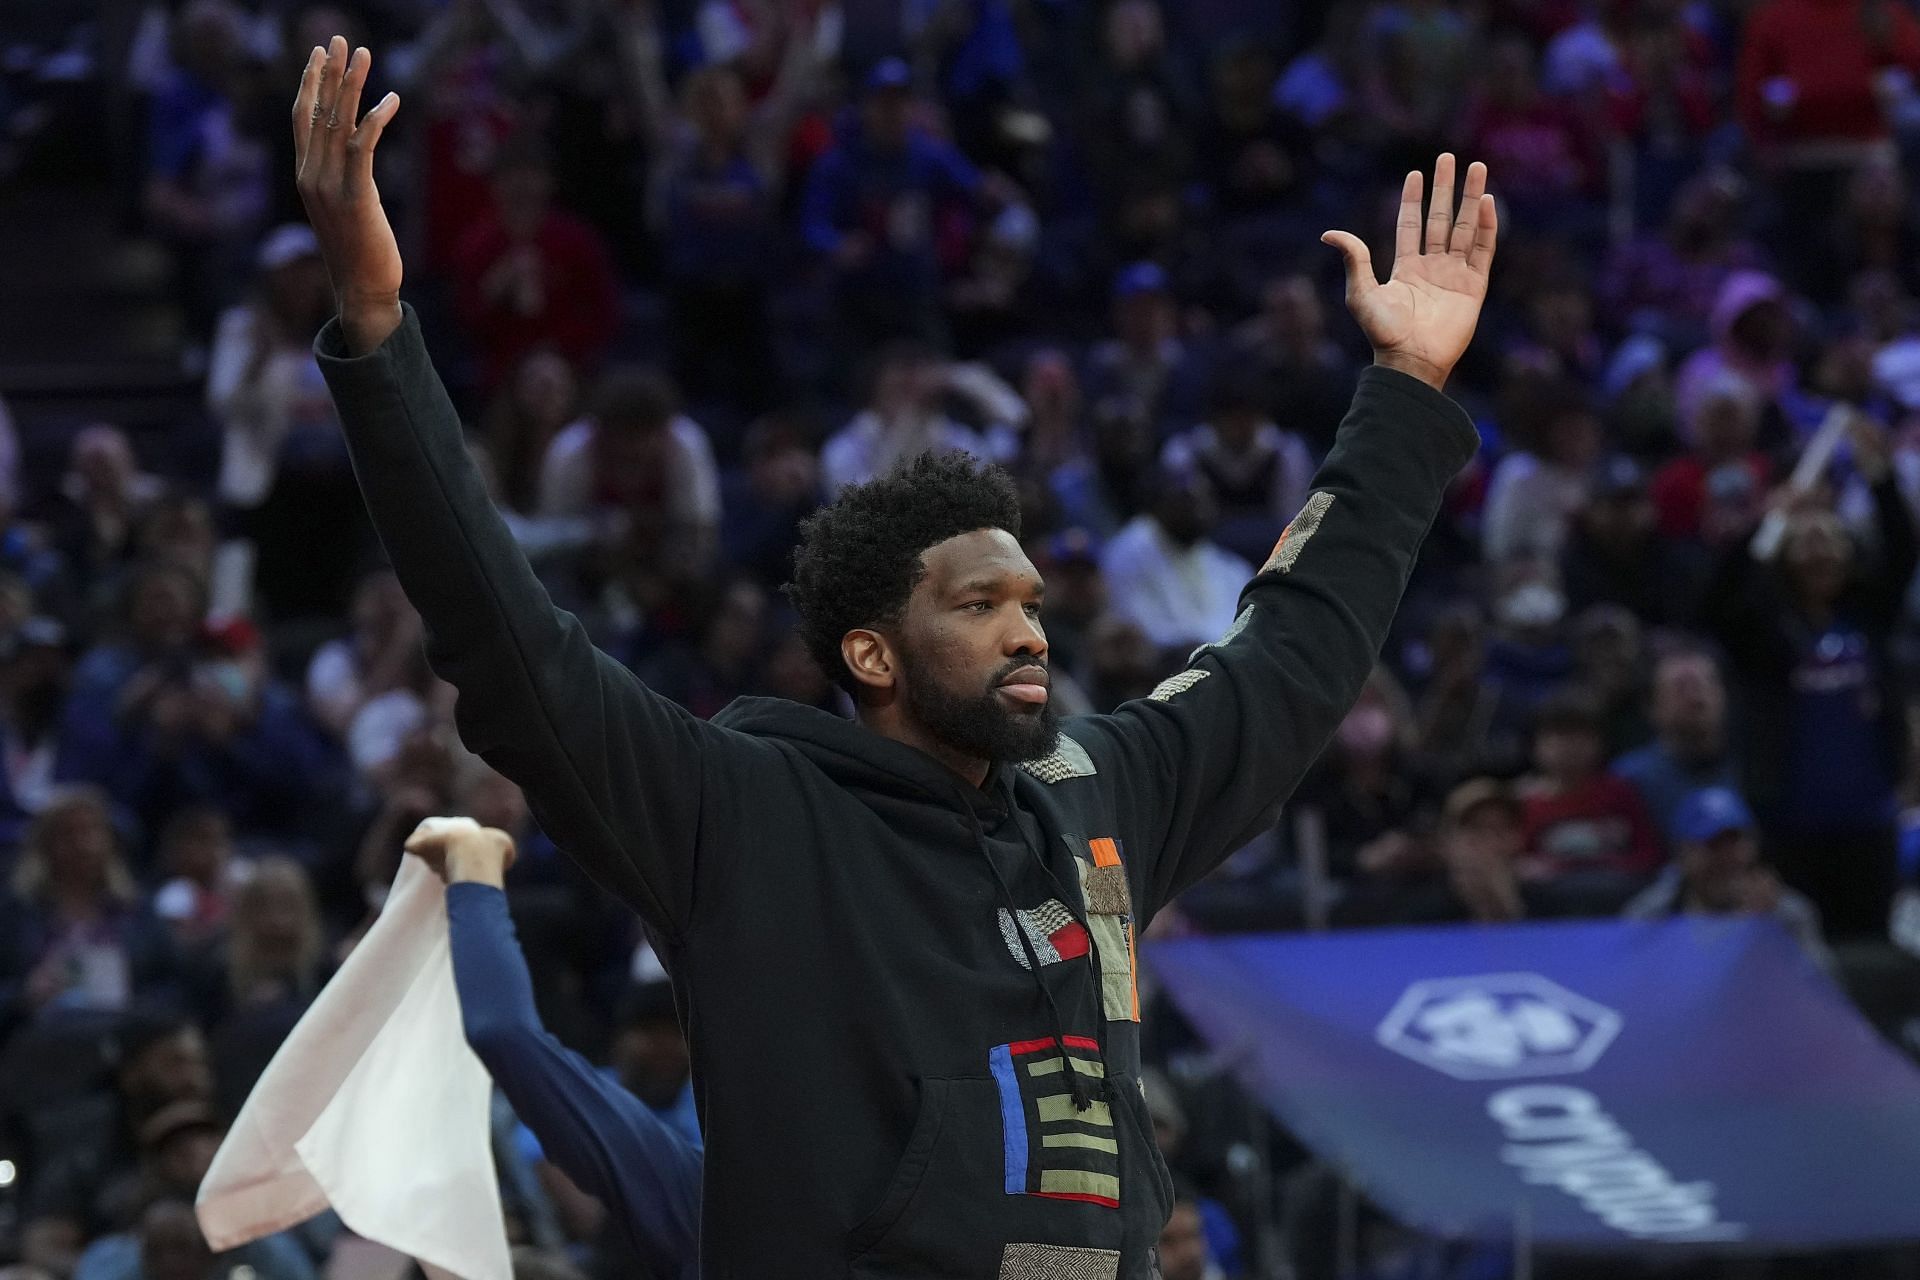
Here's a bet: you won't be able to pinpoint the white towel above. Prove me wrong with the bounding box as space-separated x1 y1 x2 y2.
197 855 512 1280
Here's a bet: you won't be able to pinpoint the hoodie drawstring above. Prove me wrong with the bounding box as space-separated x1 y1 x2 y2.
969 810 1104 1112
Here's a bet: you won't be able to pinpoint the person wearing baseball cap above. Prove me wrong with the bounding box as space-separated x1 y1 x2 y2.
1623 786 1829 964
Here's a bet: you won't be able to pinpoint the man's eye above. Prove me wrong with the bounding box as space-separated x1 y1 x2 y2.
1024 603 1043 617
965 601 993 613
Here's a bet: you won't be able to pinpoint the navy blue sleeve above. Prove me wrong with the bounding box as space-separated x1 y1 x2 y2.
445 882 700 1274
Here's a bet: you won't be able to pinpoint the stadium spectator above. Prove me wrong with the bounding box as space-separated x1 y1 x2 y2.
1624 785 1830 966
1560 454 1704 626
453 136 622 393
1599 173 1765 353
1413 777 1543 924
141 0 270 332
1673 271 1800 441
1650 374 1772 542
0 789 174 1026
720 416 823 590
1099 468 1254 657
304 569 423 743
820 341 1016 494
206 224 368 621
1738 0 1920 292
1614 646 1744 843
1482 381 1601 564
47 427 165 632
537 367 722 576
149 806 238 953
801 56 993 348
1461 34 1600 222
480 351 580 517
17 1015 213 1274
1518 690 1662 899
1084 262 1209 445
1703 416 1918 938
1232 273 1362 457
1161 364 1315 569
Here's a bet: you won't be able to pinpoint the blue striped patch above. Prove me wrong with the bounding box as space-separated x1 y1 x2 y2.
989 1042 1027 1195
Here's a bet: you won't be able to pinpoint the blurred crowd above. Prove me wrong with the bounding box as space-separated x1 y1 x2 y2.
9 0 1920 1276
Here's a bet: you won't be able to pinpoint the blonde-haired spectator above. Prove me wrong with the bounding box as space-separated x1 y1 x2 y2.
1 787 175 1024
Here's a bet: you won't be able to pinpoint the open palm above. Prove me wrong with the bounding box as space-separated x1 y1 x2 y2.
293 37 406 351
1323 155 1498 391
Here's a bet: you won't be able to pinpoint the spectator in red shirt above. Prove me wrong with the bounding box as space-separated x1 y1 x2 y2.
1519 690 1662 903
1738 0 1920 153
453 136 622 394
1738 0 1920 293
1650 374 1772 541
1462 34 1601 216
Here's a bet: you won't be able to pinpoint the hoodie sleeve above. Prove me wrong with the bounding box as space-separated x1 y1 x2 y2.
315 307 744 942
1066 367 1479 919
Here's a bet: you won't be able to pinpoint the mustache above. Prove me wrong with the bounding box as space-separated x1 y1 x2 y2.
990 658 1049 685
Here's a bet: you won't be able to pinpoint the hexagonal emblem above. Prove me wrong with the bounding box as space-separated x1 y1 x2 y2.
1374 973 1623 1081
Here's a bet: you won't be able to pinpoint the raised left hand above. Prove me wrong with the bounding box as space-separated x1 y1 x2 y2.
1322 154 1498 391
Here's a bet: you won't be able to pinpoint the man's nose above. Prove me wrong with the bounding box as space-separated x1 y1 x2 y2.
1006 611 1047 657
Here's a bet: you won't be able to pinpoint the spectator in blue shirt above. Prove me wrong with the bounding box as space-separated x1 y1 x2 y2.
1613 645 1741 844
405 818 700 1280
1702 417 1918 938
801 58 988 347
142 0 270 331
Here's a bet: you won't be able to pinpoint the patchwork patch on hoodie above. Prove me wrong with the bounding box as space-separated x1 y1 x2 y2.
1263 490 1335 574
1064 836 1140 1022
998 1242 1121 1280
1188 602 1254 664
1018 733 1097 784
1147 668 1209 702
990 1035 1120 1208
999 899 1090 968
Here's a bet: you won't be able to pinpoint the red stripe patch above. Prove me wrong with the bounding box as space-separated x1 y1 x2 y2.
1005 1034 1101 1056
1035 1190 1122 1208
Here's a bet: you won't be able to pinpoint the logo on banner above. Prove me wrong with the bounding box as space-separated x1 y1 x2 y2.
1375 973 1623 1081
1374 972 1743 1241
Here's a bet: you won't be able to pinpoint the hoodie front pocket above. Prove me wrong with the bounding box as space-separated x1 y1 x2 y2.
848 1077 953 1260
848 1065 1125 1276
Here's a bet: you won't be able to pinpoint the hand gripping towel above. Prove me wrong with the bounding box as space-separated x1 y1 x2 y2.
196 854 511 1280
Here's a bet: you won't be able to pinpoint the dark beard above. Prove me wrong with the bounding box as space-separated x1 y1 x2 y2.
903 663 1061 763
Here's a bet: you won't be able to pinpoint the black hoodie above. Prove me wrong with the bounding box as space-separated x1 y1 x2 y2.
315 308 1478 1279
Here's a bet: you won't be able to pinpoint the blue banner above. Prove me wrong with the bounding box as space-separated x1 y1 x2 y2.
1147 919 1920 1249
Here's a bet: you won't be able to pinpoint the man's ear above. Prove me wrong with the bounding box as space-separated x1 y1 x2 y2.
842 628 897 694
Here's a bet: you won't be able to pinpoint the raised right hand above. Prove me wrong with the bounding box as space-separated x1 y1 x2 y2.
405 816 518 886
293 36 404 354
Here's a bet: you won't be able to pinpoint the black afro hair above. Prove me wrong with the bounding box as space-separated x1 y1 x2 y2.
785 451 1023 692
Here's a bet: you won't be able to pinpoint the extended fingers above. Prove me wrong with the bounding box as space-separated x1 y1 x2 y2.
335 45 372 138
1450 161 1488 257
316 35 347 126
1393 169 1422 265
1425 153 1456 255
1466 192 1499 274
291 45 323 167
306 35 348 179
